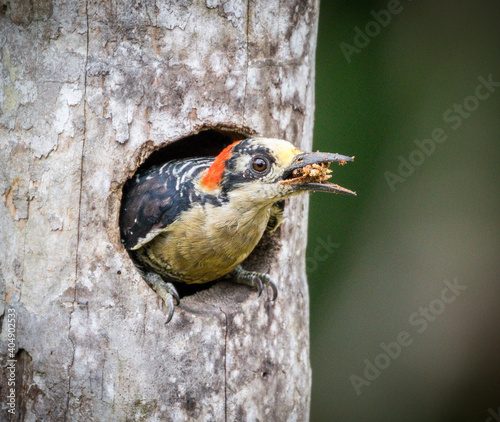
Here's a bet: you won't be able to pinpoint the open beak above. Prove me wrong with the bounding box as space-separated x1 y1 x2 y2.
281 151 356 196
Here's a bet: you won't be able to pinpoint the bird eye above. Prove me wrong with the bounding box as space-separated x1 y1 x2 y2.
252 157 268 172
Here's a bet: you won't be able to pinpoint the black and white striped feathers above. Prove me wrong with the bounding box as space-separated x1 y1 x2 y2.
120 157 222 250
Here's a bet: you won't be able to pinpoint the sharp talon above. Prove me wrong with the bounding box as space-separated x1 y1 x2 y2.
165 298 175 324
268 280 278 301
253 275 263 297
230 266 278 302
261 274 278 301
144 272 179 323
167 283 180 305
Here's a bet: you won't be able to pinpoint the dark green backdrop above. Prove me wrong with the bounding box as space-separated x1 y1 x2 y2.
309 0 500 420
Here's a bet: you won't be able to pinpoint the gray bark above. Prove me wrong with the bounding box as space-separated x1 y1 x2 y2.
0 0 318 420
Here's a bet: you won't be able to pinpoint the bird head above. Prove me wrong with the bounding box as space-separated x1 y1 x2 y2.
199 137 355 206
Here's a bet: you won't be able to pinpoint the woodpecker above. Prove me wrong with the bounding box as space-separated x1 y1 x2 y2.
120 137 355 322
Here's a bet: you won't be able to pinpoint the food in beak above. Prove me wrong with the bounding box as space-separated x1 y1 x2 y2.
280 162 333 185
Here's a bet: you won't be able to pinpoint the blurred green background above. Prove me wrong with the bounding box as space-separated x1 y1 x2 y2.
309 0 500 421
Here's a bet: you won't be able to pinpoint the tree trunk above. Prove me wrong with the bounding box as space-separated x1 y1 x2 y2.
0 1 318 420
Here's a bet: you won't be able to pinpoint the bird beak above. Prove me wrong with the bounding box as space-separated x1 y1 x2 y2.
280 151 356 196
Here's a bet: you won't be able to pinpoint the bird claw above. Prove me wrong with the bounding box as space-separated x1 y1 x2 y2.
232 266 278 301
143 265 277 323
261 274 278 301
144 272 180 323
165 293 176 324
253 275 263 297
166 282 180 305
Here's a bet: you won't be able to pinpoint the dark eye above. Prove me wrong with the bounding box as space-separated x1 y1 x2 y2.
252 157 268 172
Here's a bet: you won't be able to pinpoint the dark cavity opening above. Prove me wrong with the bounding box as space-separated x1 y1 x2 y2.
136 128 246 174
122 127 276 299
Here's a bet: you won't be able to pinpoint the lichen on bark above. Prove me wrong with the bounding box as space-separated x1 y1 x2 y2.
0 0 319 420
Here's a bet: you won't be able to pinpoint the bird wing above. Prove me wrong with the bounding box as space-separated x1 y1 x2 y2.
120 157 213 250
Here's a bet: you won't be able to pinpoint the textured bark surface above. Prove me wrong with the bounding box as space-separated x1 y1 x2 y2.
0 0 318 420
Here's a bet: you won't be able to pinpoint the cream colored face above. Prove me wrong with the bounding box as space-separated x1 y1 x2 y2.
253 138 302 171
221 137 306 205
229 138 301 181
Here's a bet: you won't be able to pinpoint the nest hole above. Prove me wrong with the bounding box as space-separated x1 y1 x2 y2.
120 127 282 300
137 128 244 173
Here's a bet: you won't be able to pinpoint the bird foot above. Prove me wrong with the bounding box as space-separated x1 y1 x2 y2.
230 266 278 301
144 272 180 323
